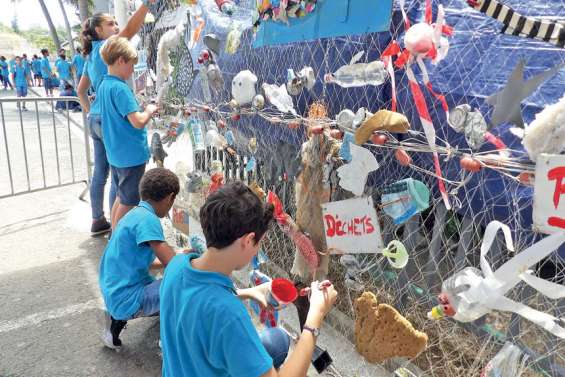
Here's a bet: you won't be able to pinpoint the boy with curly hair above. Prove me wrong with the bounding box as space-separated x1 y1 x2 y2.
99 167 179 351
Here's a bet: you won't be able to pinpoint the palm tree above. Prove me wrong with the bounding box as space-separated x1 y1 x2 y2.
58 0 76 56
11 0 20 33
38 0 62 51
78 0 90 23
64 0 91 22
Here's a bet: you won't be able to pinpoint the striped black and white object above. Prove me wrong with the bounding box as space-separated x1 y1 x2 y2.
468 0 565 48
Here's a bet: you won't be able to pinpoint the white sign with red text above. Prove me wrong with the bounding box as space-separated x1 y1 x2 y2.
322 196 384 254
533 154 565 234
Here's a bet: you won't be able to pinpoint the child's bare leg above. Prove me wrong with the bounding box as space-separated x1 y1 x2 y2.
110 196 120 228
112 203 134 229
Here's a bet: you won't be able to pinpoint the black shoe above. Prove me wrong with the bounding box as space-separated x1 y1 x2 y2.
91 217 111 235
102 312 127 351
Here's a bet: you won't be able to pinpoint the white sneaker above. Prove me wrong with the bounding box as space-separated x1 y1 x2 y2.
101 311 125 352
101 329 122 352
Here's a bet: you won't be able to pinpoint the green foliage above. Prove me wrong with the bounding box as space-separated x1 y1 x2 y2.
19 27 67 53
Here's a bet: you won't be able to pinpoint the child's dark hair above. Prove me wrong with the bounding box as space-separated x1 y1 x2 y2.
82 13 113 55
199 181 274 249
41 48 48 56
33 54 38 59
139 168 180 202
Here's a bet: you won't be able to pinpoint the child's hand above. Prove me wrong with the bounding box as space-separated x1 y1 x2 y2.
146 103 158 115
307 280 337 320
237 282 271 309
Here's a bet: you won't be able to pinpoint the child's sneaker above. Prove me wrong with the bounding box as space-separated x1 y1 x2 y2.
91 217 111 235
102 311 127 351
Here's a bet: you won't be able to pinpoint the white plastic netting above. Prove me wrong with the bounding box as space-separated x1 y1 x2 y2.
138 0 565 375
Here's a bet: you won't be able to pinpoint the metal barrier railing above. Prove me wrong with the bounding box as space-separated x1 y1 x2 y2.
0 96 91 199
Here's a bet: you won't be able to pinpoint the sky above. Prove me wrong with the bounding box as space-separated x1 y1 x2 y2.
0 0 81 31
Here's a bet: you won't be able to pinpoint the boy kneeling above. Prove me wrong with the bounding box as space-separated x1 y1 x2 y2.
99 168 179 350
160 181 338 377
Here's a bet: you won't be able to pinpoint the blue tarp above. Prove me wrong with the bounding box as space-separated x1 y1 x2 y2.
188 0 565 256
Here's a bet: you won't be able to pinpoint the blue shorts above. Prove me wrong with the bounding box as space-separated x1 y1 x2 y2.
111 163 146 206
43 77 54 90
132 279 161 319
16 86 27 97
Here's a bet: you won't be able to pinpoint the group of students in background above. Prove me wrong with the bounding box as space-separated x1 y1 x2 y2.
0 48 84 111
78 2 339 377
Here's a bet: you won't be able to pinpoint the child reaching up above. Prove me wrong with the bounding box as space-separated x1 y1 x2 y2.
99 168 179 350
97 35 158 228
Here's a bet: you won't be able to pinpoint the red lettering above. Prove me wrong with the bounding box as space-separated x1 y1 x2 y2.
353 218 361 235
347 220 355 235
548 167 565 209
548 217 565 229
365 217 375 234
547 167 565 229
336 219 346 236
324 215 336 237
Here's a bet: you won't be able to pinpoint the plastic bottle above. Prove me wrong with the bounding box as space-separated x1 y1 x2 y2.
428 267 490 322
189 119 205 151
325 60 388 88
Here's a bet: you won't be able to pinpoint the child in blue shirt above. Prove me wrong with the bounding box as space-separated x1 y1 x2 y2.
12 56 28 110
55 81 81 112
71 47 85 85
22 54 32 87
55 50 72 90
32 55 42 87
0 56 13 90
99 167 180 350
160 182 338 377
40 49 54 97
97 35 158 228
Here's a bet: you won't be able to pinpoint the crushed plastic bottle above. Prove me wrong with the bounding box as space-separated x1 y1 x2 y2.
325 51 388 88
481 342 528 377
428 267 490 322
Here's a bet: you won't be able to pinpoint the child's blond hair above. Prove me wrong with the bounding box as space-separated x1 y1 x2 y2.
100 35 138 66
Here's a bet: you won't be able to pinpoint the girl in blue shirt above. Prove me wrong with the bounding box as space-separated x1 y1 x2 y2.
12 56 28 110
77 0 156 235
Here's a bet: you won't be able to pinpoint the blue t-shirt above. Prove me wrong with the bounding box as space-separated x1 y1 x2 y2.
22 59 31 75
31 59 41 74
84 40 108 115
40 57 52 79
55 58 71 82
98 74 149 168
9 59 16 73
160 254 273 377
71 54 85 77
99 201 165 320
13 64 27 88
0 61 9 76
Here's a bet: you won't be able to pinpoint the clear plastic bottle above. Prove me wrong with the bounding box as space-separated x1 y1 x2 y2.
189 119 205 152
325 60 388 88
